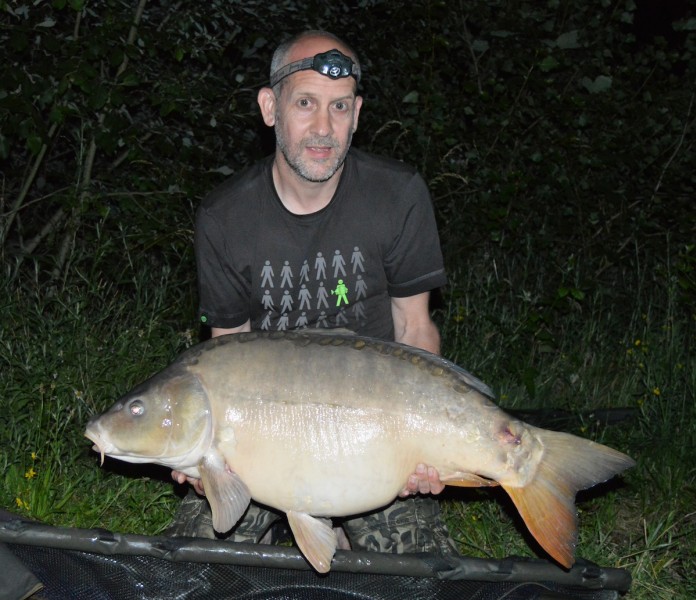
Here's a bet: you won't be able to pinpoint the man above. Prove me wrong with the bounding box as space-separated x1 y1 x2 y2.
168 30 455 556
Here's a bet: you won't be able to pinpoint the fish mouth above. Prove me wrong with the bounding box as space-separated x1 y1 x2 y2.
84 427 109 466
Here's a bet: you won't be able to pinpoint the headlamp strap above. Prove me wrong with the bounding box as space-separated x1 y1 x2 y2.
270 49 360 87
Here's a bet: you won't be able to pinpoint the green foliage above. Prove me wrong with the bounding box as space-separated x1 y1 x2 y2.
1 1 694 597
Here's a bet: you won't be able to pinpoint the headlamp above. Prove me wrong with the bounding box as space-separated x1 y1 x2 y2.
270 49 361 88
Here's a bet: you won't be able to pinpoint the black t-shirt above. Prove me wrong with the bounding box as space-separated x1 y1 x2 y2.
195 147 447 341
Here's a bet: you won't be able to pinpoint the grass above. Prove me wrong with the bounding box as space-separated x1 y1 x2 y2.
434 240 695 597
1 223 694 599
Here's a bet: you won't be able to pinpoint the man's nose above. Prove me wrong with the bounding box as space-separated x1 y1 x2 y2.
311 109 333 137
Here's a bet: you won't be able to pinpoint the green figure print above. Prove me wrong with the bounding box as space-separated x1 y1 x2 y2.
331 279 349 306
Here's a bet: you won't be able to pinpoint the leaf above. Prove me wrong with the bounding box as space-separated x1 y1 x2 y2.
88 86 109 110
581 75 612 94
211 165 234 176
673 17 696 31
555 30 580 49
402 91 419 104
27 134 43 155
120 72 140 87
472 39 489 53
539 55 560 72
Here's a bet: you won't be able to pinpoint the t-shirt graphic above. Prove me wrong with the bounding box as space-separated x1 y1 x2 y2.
259 246 366 331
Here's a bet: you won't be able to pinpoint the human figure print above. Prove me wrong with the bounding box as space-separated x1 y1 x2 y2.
331 279 349 306
261 289 275 310
351 246 365 273
260 260 274 288
315 252 327 280
332 249 346 278
260 311 273 330
298 284 312 310
355 274 367 300
335 307 349 326
280 289 294 313
280 261 293 288
299 260 310 283
352 300 366 321
316 282 329 309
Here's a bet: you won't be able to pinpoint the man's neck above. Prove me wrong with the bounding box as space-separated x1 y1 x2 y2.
271 155 342 215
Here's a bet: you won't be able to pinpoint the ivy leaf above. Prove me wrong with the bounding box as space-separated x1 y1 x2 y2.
555 30 580 49
581 75 612 94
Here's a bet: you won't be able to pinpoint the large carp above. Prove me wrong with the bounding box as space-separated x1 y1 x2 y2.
85 330 634 573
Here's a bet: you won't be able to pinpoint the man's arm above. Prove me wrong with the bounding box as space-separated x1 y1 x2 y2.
391 292 446 496
391 292 440 354
211 320 251 338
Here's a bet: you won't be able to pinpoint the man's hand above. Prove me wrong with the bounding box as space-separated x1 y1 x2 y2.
173 463 444 500
399 464 445 497
172 470 205 496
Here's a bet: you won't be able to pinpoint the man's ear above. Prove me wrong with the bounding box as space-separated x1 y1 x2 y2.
257 87 277 126
352 95 363 134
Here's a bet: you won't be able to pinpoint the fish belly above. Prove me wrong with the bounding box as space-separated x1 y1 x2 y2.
214 402 429 517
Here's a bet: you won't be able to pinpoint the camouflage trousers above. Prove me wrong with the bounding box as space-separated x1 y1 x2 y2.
165 491 458 556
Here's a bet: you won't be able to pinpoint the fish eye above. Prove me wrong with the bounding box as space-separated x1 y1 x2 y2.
129 399 145 416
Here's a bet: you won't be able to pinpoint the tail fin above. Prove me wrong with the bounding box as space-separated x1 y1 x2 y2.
503 428 635 568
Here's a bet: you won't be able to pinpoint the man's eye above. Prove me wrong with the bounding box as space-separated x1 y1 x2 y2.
335 102 347 111
298 98 311 108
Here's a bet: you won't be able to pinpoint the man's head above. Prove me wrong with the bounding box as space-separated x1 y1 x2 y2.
269 31 361 94
258 31 363 184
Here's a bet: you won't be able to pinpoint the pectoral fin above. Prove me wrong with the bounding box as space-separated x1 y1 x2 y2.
442 473 500 487
198 451 251 533
286 511 338 573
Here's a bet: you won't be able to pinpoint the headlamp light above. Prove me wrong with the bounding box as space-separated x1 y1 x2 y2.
270 49 361 88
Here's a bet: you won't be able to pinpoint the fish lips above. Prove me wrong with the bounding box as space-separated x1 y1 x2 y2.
84 425 112 466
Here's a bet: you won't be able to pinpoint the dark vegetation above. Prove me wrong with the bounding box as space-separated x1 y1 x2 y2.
1 2 694 597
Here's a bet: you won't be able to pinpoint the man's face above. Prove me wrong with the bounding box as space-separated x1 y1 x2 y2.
260 41 363 184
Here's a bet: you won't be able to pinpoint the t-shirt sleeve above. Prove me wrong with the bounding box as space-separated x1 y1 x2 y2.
194 204 251 329
384 172 447 298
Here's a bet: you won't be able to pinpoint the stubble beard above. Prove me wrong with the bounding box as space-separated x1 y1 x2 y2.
275 114 353 183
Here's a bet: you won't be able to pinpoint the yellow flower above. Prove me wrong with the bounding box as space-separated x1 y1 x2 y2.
31 452 37 461
652 387 661 396
634 339 641 346
25 467 37 479
15 497 29 510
